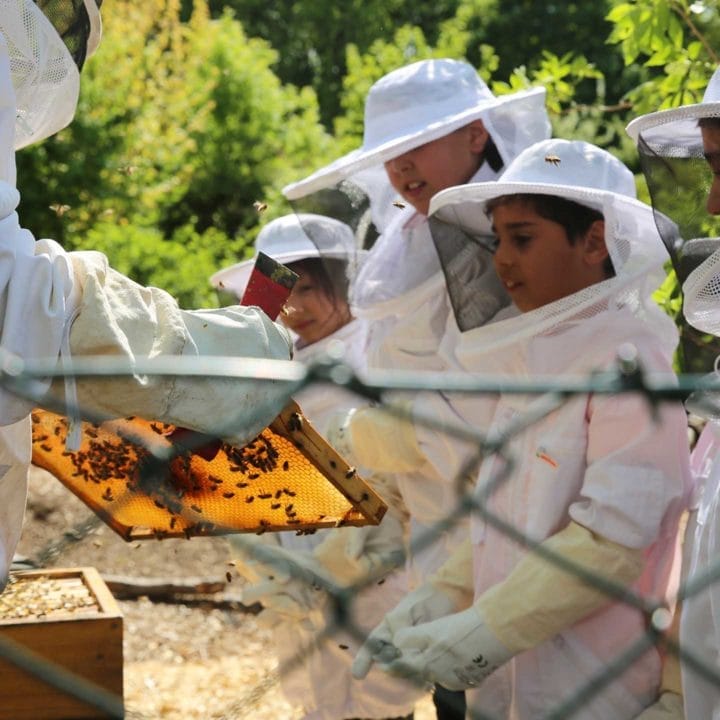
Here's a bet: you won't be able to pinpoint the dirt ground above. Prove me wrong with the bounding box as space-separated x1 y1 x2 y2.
13 465 436 720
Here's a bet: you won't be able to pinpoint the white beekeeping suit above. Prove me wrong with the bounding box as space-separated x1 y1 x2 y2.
283 58 551 586
211 213 422 720
627 65 720 720
0 0 293 586
353 140 692 719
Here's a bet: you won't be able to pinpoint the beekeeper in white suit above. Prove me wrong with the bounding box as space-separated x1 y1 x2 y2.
351 139 692 719
211 213 422 720
626 65 720 720
0 0 293 587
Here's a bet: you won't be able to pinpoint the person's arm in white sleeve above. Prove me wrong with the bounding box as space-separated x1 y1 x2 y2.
59 251 294 445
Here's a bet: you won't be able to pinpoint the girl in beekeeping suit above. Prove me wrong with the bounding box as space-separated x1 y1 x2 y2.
626 65 720 720
0 0 293 588
210 213 423 720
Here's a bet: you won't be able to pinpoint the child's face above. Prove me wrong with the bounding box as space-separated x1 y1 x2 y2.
490 200 608 312
280 268 350 346
384 122 488 216
702 125 720 216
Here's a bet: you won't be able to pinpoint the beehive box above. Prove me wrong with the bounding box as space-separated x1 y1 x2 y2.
0 567 123 719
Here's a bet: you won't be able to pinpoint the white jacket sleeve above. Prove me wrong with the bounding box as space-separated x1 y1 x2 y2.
61 251 293 445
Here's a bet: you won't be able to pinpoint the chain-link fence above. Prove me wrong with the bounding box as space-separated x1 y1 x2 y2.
0 346 716 719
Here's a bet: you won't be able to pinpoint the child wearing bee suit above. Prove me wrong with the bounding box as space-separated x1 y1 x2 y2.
284 59 551 718
350 139 692 719
0 1 292 587
211 213 422 720
626 65 720 720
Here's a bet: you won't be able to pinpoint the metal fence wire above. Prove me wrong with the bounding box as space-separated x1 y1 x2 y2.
0 346 717 720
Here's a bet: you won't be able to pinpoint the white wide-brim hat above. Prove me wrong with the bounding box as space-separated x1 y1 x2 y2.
429 138 669 274
210 213 365 298
626 67 720 153
283 58 549 199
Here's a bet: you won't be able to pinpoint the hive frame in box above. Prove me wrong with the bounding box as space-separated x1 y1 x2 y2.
31 400 387 541
0 567 123 720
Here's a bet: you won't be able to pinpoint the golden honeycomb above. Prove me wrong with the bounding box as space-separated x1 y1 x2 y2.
31 401 386 541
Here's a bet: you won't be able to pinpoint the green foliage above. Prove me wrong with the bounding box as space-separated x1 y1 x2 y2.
82 220 242 309
606 0 719 113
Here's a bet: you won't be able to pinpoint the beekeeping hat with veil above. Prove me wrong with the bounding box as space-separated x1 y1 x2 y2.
281 59 550 325
0 0 101 423
427 138 678 374
626 67 720 376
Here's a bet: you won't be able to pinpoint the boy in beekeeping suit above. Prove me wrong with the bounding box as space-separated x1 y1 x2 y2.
0 0 293 587
353 138 692 720
626 65 720 720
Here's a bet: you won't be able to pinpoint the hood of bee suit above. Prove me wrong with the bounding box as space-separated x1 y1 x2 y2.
626 67 720 370
210 213 366 300
0 0 102 154
427 139 679 367
0 12 80 425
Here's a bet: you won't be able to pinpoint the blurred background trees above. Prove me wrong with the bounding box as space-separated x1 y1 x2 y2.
14 0 720 308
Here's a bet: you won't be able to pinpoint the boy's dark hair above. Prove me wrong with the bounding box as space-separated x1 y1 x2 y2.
486 193 614 277
286 257 350 307
484 135 504 173
699 117 720 130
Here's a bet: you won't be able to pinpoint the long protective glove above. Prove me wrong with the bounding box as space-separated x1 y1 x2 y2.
352 537 474 679
354 521 644 688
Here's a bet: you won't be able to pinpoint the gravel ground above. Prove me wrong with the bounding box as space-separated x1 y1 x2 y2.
13 466 435 720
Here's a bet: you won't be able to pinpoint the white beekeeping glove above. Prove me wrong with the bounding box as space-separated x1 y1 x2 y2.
352 538 474 679
384 604 513 690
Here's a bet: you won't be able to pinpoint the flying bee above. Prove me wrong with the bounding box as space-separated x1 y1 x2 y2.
393 200 406 209
49 203 70 217
544 155 561 166
118 164 137 176
253 200 268 213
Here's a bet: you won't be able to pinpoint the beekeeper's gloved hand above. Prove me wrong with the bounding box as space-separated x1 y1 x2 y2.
382 604 513 690
326 401 424 473
352 537 474 679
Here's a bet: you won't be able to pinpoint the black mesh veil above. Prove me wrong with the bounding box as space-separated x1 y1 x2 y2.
35 0 102 70
638 132 720 374
427 214 509 332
